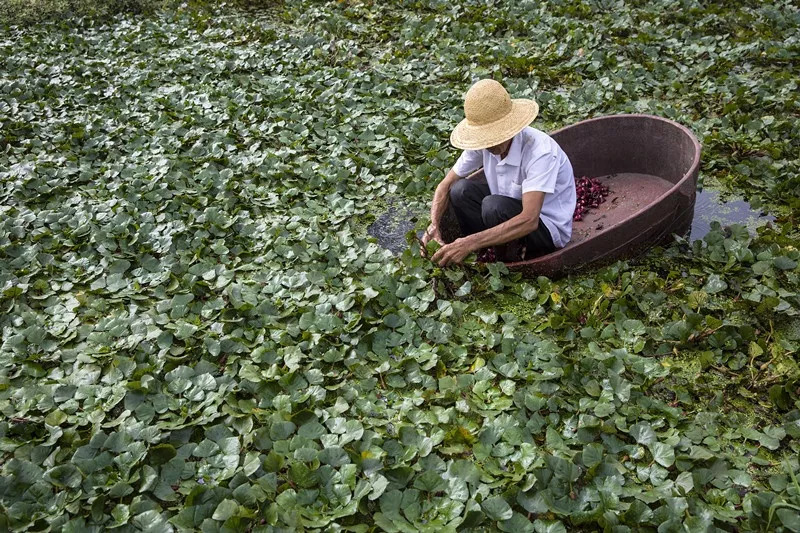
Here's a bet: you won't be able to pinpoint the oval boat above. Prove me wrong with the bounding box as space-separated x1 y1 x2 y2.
440 114 702 277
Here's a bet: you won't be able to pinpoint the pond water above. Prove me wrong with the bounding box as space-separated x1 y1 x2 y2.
690 188 775 241
367 188 775 254
366 200 427 254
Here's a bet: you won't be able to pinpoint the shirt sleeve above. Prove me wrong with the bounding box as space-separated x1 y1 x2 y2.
521 153 559 194
451 149 482 178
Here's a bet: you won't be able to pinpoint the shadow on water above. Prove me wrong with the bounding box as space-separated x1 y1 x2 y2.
367 188 776 255
366 200 426 255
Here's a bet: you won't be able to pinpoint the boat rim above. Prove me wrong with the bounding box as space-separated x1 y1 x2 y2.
506 113 703 267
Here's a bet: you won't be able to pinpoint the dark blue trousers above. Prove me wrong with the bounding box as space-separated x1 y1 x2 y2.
448 178 556 258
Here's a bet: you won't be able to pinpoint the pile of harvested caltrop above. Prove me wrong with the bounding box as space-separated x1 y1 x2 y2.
573 175 610 221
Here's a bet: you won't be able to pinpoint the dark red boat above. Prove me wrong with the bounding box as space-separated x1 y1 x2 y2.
441 114 702 277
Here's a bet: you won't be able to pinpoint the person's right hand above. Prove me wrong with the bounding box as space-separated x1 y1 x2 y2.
422 223 442 246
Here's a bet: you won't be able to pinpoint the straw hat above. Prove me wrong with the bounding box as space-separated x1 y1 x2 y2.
450 79 539 150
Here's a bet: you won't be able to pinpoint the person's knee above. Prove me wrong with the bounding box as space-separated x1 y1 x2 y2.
449 179 472 205
481 194 504 219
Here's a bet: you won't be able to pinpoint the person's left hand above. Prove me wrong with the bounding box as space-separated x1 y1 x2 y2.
431 238 475 267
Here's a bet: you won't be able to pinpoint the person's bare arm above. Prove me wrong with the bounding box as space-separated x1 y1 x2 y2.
422 168 461 245
431 191 546 266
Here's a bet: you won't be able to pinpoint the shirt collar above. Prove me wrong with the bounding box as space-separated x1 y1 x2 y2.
489 130 524 166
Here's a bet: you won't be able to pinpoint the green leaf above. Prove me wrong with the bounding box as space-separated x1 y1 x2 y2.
649 442 675 467
776 507 800 531
499 513 535 533
148 444 177 466
455 281 472 297
270 421 296 441
675 471 694 494
157 331 173 350
533 519 567 533
630 422 657 446
369 475 389 501
109 259 132 274
482 496 513 521
413 470 447 493
110 504 130 527
132 510 170 531
383 314 405 328
212 499 239 521
45 464 82 488
594 401 615 417
703 275 727 294
45 409 68 426
582 443 603 468
773 256 797 271
318 446 350 466
290 463 316 488
175 322 199 340
748 341 764 358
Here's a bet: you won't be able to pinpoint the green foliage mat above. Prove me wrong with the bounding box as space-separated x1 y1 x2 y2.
0 0 165 26
1 0 800 531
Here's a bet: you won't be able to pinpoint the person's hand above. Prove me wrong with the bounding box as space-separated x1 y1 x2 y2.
422 223 443 246
431 238 475 267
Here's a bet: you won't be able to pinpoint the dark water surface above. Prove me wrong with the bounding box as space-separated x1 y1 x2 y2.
689 188 775 241
366 200 426 255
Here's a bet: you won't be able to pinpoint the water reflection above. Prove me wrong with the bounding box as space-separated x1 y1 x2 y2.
690 189 775 241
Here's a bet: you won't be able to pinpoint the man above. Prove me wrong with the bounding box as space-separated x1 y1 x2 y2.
423 79 576 267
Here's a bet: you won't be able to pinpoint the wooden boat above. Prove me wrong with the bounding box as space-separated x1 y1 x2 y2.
440 114 702 277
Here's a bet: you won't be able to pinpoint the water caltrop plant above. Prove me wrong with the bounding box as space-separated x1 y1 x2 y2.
1 0 799 531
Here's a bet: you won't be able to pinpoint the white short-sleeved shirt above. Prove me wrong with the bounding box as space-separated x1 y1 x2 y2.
451 126 576 248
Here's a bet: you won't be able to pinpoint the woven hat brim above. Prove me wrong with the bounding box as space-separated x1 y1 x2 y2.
450 99 539 150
